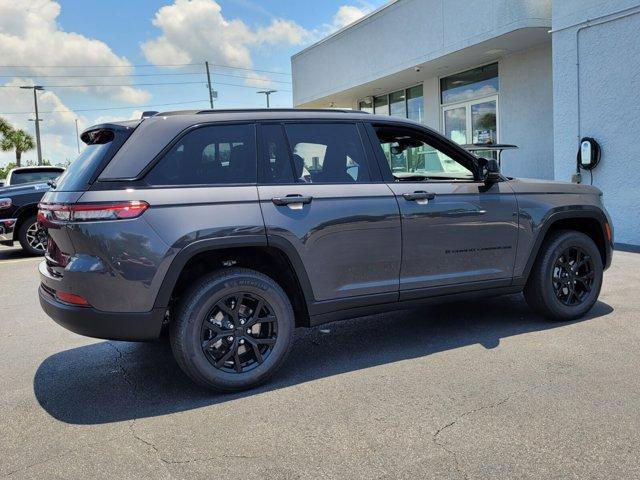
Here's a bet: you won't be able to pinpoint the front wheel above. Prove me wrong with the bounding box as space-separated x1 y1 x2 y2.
170 268 294 391
17 215 47 256
524 230 603 321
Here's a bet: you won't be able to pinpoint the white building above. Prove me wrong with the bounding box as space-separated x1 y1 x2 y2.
291 0 640 249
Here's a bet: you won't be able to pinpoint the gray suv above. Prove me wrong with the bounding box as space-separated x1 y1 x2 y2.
38 109 613 391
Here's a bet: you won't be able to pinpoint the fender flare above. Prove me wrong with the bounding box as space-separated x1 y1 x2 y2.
153 234 316 311
518 206 612 284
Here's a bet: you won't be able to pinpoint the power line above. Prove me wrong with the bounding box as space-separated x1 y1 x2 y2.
0 62 292 76
0 99 209 116
0 72 206 78
0 81 207 88
213 72 291 84
0 71 291 83
0 80 291 91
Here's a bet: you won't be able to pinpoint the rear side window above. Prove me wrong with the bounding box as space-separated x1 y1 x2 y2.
146 124 256 186
261 124 295 184
283 123 370 183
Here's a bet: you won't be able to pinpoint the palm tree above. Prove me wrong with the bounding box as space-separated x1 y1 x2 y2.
0 117 11 136
1 129 35 167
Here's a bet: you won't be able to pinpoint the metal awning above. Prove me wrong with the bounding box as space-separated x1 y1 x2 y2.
461 144 519 166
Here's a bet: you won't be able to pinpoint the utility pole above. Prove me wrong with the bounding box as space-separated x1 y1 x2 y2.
75 119 80 154
21 85 44 165
205 61 214 109
257 90 277 108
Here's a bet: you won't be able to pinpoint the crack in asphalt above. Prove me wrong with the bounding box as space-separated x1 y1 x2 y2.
105 342 249 475
2 434 127 478
431 394 515 480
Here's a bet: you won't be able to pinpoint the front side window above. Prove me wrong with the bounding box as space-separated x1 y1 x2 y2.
284 123 370 183
146 124 256 186
373 125 474 181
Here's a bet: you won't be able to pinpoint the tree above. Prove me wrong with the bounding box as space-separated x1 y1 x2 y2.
0 129 35 168
0 117 11 136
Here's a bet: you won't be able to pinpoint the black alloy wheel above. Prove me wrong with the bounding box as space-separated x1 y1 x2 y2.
200 292 278 373
551 246 595 306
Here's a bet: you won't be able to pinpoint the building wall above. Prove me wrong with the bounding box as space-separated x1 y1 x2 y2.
499 43 554 179
552 0 640 245
292 0 551 105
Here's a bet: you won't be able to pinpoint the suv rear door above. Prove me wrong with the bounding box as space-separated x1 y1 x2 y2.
257 121 401 312
368 122 518 299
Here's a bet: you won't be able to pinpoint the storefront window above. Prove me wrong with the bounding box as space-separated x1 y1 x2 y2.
389 90 406 117
363 85 423 122
407 85 423 123
374 95 389 115
441 63 498 105
358 97 373 114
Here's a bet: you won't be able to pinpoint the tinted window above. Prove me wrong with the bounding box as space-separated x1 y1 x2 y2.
10 169 63 185
284 123 370 183
374 126 474 181
55 128 125 192
261 124 294 184
146 124 256 186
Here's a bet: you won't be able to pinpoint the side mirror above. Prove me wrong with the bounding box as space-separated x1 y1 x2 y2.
484 159 501 183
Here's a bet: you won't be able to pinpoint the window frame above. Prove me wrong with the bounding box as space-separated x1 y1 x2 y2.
139 121 258 188
364 120 481 183
256 119 382 185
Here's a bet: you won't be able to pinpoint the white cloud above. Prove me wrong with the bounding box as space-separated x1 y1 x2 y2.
0 0 150 104
243 72 274 89
331 5 372 31
142 0 309 69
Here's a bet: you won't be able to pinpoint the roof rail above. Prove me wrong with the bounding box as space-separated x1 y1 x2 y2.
195 108 365 115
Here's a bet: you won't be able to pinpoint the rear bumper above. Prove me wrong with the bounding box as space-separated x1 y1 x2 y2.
39 285 165 341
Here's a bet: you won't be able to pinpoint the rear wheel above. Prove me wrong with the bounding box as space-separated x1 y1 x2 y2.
17 215 47 256
524 230 603 321
170 268 294 391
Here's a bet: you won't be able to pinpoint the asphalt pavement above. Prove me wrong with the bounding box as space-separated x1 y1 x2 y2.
1 244 639 479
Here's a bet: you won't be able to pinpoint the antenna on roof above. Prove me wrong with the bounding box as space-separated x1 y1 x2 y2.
141 111 159 119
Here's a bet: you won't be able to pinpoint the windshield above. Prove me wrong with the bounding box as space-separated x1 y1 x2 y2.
10 169 62 185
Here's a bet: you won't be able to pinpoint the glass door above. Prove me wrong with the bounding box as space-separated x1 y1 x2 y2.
442 95 498 146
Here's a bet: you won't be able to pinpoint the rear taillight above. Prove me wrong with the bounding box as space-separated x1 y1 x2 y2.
38 201 149 224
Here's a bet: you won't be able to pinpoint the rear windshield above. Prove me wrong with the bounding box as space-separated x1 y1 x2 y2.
54 128 131 191
10 169 62 185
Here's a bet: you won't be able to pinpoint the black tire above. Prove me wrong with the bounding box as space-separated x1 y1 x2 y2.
17 215 47 256
524 230 603 321
170 268 294 391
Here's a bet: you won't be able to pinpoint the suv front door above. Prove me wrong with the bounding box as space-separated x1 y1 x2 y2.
257 122 401 312
368 122 518 300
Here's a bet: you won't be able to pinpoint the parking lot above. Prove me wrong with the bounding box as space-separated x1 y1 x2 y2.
0 244 639 479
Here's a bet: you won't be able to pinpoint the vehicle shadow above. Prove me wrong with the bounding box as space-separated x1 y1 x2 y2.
0 246 34 260
34 294 613 425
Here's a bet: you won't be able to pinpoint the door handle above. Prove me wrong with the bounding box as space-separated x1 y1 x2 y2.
272 195 313 207
402 191 436 201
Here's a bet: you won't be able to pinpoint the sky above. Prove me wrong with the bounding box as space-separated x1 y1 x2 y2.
0 0 385 167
